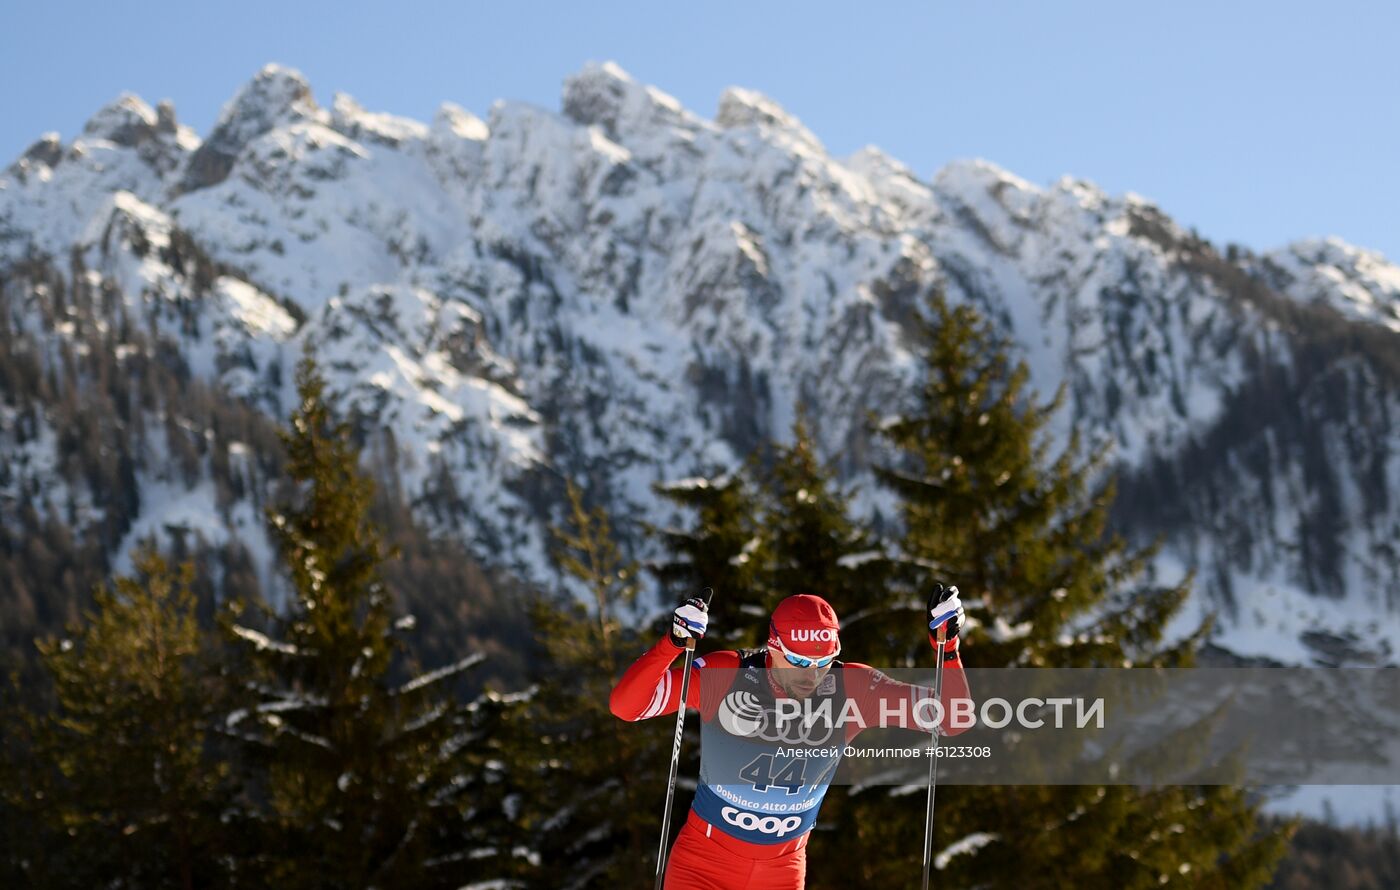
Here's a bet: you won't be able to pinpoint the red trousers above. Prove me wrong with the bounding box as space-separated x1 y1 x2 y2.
664 812 807 890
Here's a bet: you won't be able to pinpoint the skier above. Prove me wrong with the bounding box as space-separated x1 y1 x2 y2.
611 589 972 890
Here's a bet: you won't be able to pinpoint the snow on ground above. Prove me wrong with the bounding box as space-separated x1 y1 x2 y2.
111 434 283 607
934 832 999 870
1155 550 1399 667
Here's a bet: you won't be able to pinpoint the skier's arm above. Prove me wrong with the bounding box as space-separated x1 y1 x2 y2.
610 635 697 721
847 648 974 737
610 595 728 721
849 584 974 737
609 638 740 721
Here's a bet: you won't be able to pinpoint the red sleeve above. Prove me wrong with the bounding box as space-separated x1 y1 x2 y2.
844 647 974 739
609 636 739 722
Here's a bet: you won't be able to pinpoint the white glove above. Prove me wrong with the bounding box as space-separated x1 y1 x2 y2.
928 584 964 651
671 597 709 643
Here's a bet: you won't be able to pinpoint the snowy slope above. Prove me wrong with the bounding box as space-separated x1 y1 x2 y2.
1258 238 1400 334
2 62 1398 665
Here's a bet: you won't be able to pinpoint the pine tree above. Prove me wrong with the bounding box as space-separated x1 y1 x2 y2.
519 480 677 888
810 291 1290 888
3 548 235 889
751 422 894 642
0 669 49 885
872 293 1193 669
224 353 523 889
651 467 761 647
653 422 891 649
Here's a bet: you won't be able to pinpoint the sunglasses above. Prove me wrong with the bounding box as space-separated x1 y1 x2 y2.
769 630 840 669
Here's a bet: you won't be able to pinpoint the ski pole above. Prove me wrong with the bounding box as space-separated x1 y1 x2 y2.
921 622 948 890
654 587 712 890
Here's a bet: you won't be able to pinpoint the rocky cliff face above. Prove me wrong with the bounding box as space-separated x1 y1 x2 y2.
2 62 1396 664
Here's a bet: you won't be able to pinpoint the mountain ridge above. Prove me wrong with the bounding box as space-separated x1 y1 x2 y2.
2 61 1396 666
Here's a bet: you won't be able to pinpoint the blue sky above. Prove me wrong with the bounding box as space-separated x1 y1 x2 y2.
3 1 1396 261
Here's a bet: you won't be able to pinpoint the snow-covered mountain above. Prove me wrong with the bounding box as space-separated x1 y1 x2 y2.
2 62 1397 665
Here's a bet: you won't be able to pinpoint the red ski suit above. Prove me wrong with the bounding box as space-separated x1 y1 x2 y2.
611 636 972 890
